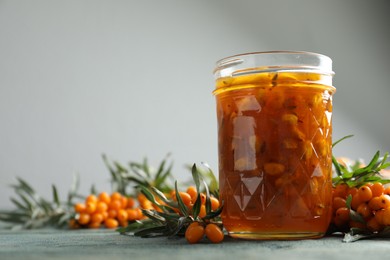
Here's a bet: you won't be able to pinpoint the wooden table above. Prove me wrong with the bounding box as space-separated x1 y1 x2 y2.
1 228 389 260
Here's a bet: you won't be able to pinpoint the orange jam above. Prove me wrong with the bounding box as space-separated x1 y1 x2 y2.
213 52 335 239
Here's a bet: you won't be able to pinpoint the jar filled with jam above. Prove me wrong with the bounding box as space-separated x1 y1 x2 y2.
213 51 336 239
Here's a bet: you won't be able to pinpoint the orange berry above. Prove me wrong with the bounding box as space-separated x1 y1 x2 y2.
178 192 192 207
137 193 148 204
333 197 346 211
358 185 373 202
109 199 122 211
347 187 358 197
135 208 144 219
88 221 101 229
85 201 97 214
381 207 390 225
199 205 207 218
91 212 104 224
351 194 363 210
384 186 390 195
186 186 198 202
107 209 117 219
74 203 86 213
101 210 108 220
126 208 139 221
335 207 350 223
104 218 119 229
78 213 91 225
121 196 128 209
185 224 204 244
375 209 385 225
86 194 98 204
127 197 136 208
117 209 128 222
111 192 122 201
205 223 224 243
98 192 111 204
210 197 220 211
366 217 383 232
371 183 385 198
200 193 206 205
370 195 390 210
356 203 372 219
378 194 390 209
96 201 108 213
334 184 348 198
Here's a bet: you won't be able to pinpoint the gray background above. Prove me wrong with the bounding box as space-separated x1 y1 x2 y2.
1 0 389 208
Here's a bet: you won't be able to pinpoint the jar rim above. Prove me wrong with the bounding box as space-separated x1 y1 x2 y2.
214 51 334 79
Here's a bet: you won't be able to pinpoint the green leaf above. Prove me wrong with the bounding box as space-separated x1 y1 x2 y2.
202 179 212 215
345 194 352 209
332 135 354 147
175 181 188 217
52 185 60 207
191 164 201 193
192 193 201 219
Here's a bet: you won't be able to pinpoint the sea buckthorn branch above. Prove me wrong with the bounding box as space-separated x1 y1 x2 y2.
117 164 224 243
331 136 390 242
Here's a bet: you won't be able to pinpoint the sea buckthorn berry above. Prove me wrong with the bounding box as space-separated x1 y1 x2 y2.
74 203 86 213
107 209 117 219
86 194 98 204
210 197 220 211
375 209 385 225
126 208 139 221
108 199 122 211
111 192 122 201
351 194 363 210
135 208 144 219
137 193 148 204
186 186 198 202
121 196 128 209
117 209 128 222
384 186 390 195
334 184 348 198
366 217 383 232
185 224 204 244
381 208 390 225
88 221 101 229
104 218 119 229
368 196 383 211
200 193 206 205
78 213 91 225
358 185 373 202
356 203 372 219
199 205 207 218
101 210 108 220
370 183 385 198
205 224 224 243
177 192 192 207
347 187 358 197
333 197 346 211
96 201 108 213
85 201 97 214
378 195 390 209
98 192 111 204
127 197 135 208
335 207 350 223
91 212 104 224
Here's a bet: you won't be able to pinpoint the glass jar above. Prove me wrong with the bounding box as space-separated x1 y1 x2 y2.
213 51 336 240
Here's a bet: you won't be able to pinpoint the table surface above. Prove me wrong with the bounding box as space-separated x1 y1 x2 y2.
0 228 389 260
